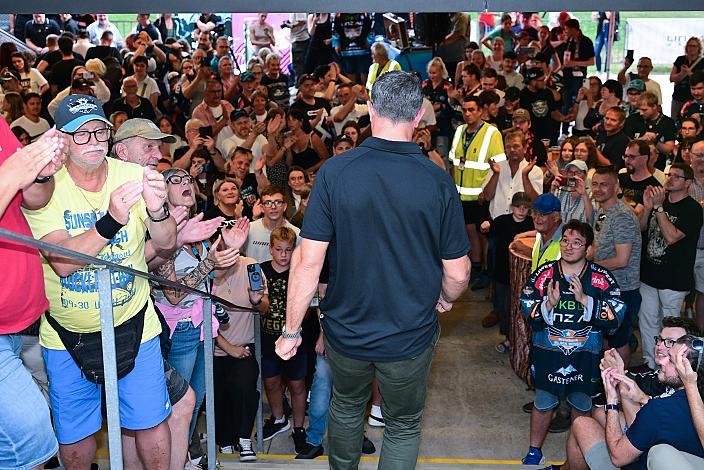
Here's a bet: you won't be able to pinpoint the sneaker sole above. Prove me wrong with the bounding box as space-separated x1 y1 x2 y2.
262 421 291 441
239 455 257 462
522 456 546 465
367 415 385 427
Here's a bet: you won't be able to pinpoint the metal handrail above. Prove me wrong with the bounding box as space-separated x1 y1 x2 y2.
0 226 264 469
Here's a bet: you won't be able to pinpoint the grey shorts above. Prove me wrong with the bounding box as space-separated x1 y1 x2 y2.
164 359 189 404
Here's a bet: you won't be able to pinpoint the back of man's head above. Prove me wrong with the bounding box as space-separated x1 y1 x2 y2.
58 36 74 56
370 71 423 124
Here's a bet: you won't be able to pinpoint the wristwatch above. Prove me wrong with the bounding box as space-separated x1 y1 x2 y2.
654 206 664 213
605 403 620 412
281 324 302 340
34 175 52 184
148 203 170 222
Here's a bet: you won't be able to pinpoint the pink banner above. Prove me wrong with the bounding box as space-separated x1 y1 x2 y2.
229 13 292 72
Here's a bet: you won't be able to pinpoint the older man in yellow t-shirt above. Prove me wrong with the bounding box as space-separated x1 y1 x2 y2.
23 94 176 468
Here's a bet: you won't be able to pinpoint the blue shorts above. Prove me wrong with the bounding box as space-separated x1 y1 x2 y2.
260 332 307 380
0 334 58 470
535 388 593 413
43 336 171 445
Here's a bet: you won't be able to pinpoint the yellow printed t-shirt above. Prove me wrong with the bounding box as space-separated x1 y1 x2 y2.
23 158 161 350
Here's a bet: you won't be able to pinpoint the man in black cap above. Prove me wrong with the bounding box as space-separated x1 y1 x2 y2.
0 70 23 108
520 67 568 144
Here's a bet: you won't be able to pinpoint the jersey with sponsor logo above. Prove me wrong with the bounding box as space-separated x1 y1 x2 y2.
520 260 625 397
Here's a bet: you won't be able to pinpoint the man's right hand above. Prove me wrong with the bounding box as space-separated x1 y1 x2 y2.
108 181 144 225
546 280 561 310
436 294 453 313
3 129 66 191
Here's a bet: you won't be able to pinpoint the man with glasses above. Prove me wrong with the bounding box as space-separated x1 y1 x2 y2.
618 56 662 105
619 139 663 210
591 166 642 365
567 316 699 469
22 94 176 469
623 79 645 117
192 80 234 138
242 185 300 263
637 162 703 370
519 220 625 465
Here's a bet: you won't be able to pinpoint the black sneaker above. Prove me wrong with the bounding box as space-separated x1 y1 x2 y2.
283 395 292 418
238 438 257 462
296 442 324 459
292 427 307 453
362 436 376 454
522 401 534 413
262 415 291 441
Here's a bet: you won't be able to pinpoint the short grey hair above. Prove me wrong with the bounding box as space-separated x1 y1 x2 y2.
370 71 423 124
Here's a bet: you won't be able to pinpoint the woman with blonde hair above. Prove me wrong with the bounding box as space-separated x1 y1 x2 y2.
422 57 453 157
204 177 244 223
671 36 704 118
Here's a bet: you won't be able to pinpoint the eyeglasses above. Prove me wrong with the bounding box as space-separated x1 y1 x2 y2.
219 219 238 228
622 153 644 160
261 200 285 208
560 238 586 248
691 152 704 159
595 213 607 232
654 336 678 348
167 175 194 184
665 173 691 181
67 128 110 145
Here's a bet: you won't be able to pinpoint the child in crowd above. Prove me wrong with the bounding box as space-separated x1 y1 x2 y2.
259 226 308 452
480 191 534 352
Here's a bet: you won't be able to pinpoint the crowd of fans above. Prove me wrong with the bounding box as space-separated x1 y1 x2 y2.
1 10 704 470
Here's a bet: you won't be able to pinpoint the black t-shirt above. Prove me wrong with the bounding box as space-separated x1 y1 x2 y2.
564 35 595 80
519 87 558 142
37 50 82 71
24 19 61 48
261 74 290 109
488 214 534 283
290 97 333 139
624 113 677 169
301 137 469 362
111 96 156 121
49 58 85 90
618 173 661 207
596 130 630 170
260 261 289 336
673 55 704 102
641 196 703 291
136 23 161 42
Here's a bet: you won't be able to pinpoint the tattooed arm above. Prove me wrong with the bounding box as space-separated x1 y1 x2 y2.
154 252 216 305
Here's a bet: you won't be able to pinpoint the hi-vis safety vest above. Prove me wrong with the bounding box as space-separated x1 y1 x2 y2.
450 122 506 201
531 233 562 272
366 59 402 92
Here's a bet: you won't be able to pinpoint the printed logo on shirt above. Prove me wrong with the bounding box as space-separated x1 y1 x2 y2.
548 363 584 384
591 272 609 291
531 100 549 118
547 326 592 355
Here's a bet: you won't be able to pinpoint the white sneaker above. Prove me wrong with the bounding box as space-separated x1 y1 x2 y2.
367 411 385 427
219 445 235 454
238 438 257 462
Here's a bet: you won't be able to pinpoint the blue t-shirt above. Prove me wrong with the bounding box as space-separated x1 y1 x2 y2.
626 389 704 469
301 137 469 362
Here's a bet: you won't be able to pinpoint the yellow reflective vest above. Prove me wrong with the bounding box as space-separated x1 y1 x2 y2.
366 59 402 92
531 232 562 272
450 122 506 202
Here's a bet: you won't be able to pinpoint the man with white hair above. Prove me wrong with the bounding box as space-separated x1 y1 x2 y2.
23 94 176 469
366 42 401 93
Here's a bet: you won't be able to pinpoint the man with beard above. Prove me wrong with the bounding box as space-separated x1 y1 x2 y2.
566 317 699 469
595 107 631 170
520 68 567 145
23 95 176 469
519 220 625 465
618 139 663 210
638 163 703 370
625 92 677 170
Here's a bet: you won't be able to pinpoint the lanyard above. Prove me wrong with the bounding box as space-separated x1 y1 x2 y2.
461 122 484 162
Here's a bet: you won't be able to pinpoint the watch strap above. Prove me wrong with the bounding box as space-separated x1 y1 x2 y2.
605 403 620 411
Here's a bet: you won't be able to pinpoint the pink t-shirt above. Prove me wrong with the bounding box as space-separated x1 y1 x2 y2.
0 117 49 333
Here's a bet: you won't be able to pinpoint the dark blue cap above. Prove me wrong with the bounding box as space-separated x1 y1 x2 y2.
532 193 561 213
54 94 111 133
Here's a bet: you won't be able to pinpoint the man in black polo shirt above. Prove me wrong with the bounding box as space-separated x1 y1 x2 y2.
625 91 677 170
276 71 470 468
24 14 61 54
596 106 630 170
561 19 595 134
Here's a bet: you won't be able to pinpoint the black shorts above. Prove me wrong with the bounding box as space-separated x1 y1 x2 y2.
462 200 490 225
260 332 308 380
341 55 372 76
164 359 189 404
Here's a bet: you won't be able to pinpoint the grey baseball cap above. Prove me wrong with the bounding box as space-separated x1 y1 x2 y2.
113 118 176 144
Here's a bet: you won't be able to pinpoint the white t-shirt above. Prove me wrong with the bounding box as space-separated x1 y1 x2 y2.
418 98 437 128
10 115 50 142
482 159 544 219
243 219 301 263
330 103 369 135
216 128 268 171
125 76 160 99
501 71 525 90
20 69 48 94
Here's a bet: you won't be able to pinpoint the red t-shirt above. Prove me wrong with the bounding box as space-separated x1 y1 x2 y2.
0 118 49 333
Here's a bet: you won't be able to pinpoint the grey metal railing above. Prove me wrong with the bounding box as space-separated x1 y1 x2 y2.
0 227 263 469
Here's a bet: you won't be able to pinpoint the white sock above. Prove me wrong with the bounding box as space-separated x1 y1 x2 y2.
371 404 382 417
274 416 286 424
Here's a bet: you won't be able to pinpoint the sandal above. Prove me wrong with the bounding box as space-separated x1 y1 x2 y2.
495 340 510 353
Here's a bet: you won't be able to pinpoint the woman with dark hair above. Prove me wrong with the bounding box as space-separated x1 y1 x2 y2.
157 115 186 161
3 92 24 124
10 52 48 95
0 42 18 70
284 108 328 173
284 166 310 219
304 13 334 74
341 120 361 147
584 79 622 131
11 125 30 146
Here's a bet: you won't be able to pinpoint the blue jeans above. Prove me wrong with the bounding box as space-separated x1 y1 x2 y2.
306 354 333 446
594 24 609 72
167 321 206 439
0 334 57 469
